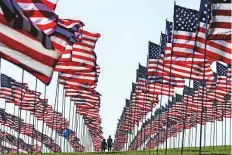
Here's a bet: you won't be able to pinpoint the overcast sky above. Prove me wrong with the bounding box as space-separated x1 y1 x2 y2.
1 0 230 148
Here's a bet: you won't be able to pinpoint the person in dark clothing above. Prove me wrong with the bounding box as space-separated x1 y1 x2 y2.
107 135 113 151
101 139 107 152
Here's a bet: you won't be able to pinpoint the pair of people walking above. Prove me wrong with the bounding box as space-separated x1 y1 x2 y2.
101 135 113 152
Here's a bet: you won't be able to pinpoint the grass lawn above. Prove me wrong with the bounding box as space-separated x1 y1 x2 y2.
4 145 231 155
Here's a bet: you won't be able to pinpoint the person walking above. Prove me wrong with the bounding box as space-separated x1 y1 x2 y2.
101 139 107 152
107 135 113 151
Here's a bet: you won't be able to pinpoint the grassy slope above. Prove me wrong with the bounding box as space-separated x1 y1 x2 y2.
4 146 232 155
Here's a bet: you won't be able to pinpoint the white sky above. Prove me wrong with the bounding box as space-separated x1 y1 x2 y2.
1 0 231 150
55 0 202 138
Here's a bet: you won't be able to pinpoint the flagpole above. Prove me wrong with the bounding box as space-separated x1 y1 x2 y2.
60 87 65 151
67 99 72 152
41 84 47 155
148 108 152 153
213 107 215 150
142 91 148 153
136 101 139 150
191 124 194 147
210 121 212 147
36 116 39 152
198 0 210 153
74 104 78 152
224 72 229 151
31 78 38 155
82 119 86 152
71 101 75 152
156 104 162 155
50 75 59 153
216 111 218 147
17 69 24 155
230 105 231 149
129 100 133 151
150 29 168 155
204 124 206 147
164 18 175 154
0 58 7 151
82 117 85 151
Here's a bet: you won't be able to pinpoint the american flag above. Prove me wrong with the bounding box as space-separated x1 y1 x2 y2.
166 5 207 65
72 94 100 108
54 61 95 73
148 82 175 96
56 19 83 43
0 74 28 103
71 30 100 69
16 0 58 35
148 41 161 77
0 109 7 123
59 70 98 91
216 62 231 95
136 64 148 93
195 0 231 65
156 21 172 77
162 10 214 82
147 38 185 88
51 19 84 60
0 1 61 85
208 0 231 40
41 0 58 11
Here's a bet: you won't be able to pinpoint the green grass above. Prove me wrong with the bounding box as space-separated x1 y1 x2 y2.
4 146 232 155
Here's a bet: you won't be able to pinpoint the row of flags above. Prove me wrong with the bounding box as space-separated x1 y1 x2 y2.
0 108 61 152
114 0 231 151
0 0 103 152
0 129 41 153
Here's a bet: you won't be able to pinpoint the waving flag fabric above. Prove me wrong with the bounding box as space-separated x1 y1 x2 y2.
16 0 58 35
208 0 231 40
0 0 61 85
71 30 100 69
195 0 231 64
41 0 58 10
168 5 207 65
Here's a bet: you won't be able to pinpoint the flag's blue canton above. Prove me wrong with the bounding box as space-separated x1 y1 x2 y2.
148 76 162 83
171 96 177 104
166 21 173 43
1 74 12 88
200 80 206 87
193 80 200 91
149 42 160 59
132 83 136 92
174 5 199 32
217 62 228 76
213 73 218 82
126 99 130 107
183 86 194 96
0 0 53 49
200 0 212 23
224 95 231 101
176 94 183 102
161 105 168 112
0 108 7 122
161 33 167 54
138 64 148 79
167 120 172 127
168 100 173 107
202 107 207 112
